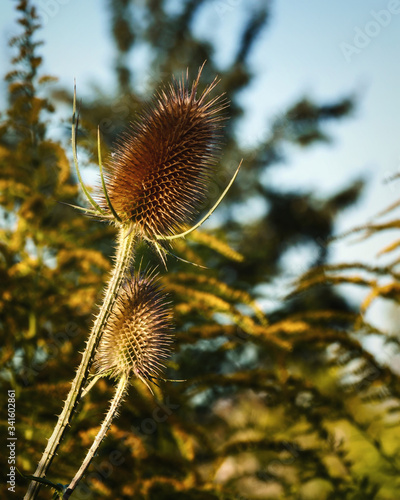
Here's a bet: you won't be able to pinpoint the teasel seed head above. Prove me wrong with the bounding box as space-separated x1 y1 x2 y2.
99 63 227 239
94 270 173 387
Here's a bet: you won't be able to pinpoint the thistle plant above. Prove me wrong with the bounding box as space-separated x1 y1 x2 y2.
63 270 172 499
99 72 226 238
25 63 241 499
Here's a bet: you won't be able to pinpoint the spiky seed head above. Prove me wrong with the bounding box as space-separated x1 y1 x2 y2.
94 271 173 384
99 64 227 238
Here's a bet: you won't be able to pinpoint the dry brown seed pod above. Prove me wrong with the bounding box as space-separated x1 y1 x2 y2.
99 64 227 239
94 270 173 385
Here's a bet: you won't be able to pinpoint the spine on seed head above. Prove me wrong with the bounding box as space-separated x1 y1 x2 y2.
97 64 228 240
94 270 173 387
64 270 172 498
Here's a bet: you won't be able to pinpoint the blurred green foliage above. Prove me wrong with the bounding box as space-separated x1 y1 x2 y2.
1 1 400 499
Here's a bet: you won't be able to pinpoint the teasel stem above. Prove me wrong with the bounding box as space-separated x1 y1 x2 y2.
26 67 237 498
63 373 129 499
25 224 136 500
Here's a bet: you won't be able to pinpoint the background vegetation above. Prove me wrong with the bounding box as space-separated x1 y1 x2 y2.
1 1 400 498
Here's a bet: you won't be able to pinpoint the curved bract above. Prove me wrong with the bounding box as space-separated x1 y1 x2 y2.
26 64 240 500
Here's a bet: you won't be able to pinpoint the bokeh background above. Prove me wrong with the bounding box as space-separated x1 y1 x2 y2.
1 1 400 499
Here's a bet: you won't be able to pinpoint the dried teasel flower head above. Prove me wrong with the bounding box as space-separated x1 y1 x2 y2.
94 270 173 387
99 63 228 240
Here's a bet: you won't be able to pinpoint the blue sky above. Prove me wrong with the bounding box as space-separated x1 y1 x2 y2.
1 0 400 326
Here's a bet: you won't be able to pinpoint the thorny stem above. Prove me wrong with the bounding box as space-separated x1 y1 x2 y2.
24 224 136 500
25 77 240 499
63 373 129 499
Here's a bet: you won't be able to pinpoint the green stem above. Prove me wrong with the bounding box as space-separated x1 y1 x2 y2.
24 224 136 500
63 373 129 499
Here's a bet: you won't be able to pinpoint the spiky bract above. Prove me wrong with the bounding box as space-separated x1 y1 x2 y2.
94 271 172 384
100 65 227 239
